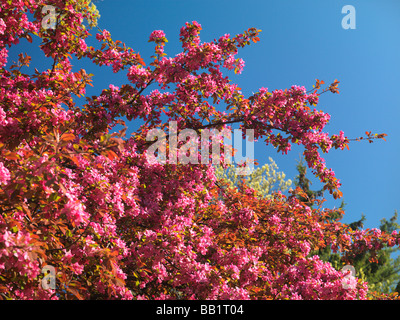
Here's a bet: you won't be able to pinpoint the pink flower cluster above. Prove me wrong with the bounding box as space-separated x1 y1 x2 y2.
0 162 10 185
0 228 41 280
275 256 368 300
95 29 111 41
127 65 152 88
238 84 348 195
149 30 166 43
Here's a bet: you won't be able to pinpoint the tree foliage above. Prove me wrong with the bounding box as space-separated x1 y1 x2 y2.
214 157 292 199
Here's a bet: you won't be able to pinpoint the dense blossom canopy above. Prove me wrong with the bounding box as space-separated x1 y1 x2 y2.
0 0 396 300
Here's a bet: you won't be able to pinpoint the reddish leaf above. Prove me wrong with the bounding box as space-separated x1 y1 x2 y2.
3 151 19 161
61 133 75 142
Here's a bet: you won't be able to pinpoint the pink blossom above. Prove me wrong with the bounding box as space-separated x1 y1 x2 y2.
0 18 6 35
127 65 151 88
78 38 87 52
62 199 89 225
0 162 10 185
96 29 111 41
149 30 166 42
71 262 85 275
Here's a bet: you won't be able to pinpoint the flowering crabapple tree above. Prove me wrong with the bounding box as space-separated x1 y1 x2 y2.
0 0 397 300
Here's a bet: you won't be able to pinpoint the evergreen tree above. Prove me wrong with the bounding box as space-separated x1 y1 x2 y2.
294 158 324 208
353 212 400 294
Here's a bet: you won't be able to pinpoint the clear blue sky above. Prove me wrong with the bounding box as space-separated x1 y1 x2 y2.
10 0 400 229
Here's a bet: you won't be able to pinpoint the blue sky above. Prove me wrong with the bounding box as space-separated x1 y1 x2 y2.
10 0 400 229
